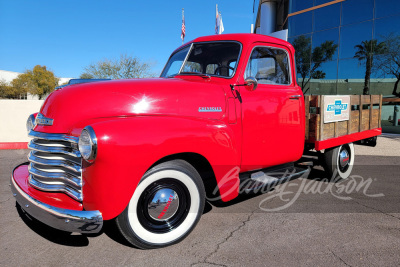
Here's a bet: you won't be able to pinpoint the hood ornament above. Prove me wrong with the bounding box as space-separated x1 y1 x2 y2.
35 113 54 126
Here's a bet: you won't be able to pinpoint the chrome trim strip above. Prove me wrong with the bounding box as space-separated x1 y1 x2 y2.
160 43 192 77
28 151 82 173
29 175 82 202
178 43 194 74
29 140 81 158
29 163 82 188
11 165 102 233
29 130 79 144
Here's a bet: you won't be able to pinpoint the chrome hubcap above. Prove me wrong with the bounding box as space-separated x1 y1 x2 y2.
147 188 179 221
339 149 350 169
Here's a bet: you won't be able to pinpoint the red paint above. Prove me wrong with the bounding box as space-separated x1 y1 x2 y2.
314 128 382 151
0 142 28 149
158 194 174 219
11 34 382 222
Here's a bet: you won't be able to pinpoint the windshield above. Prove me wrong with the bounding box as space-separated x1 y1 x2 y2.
161 42 241 78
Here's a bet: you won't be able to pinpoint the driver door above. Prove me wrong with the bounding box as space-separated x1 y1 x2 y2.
240 43 305 172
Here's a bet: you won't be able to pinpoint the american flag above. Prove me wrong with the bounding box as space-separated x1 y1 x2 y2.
181 9 185 42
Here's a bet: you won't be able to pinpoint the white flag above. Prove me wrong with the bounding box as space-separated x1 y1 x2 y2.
218 12 224 34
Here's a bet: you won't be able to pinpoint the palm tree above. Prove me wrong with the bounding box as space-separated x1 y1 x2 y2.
354 40 386 95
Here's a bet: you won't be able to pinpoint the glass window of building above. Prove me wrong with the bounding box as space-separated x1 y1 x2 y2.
289 0 313 13
289 34 312 66
339 21 373 59
338 58 369 95
309 60 338 95
341 0 374 26
245 47 291 85
374 15 400 42
313 3 340 32
312 28 339 61
314 60 338 80
314 0 333 5
375 0 400 19
288 12 313 37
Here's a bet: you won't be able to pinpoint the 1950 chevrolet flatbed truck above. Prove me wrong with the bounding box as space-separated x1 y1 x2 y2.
11 34 382 249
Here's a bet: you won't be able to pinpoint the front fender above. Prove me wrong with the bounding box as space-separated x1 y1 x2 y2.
82 116 240 220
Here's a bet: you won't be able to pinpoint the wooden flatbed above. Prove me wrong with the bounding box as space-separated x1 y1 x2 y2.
305 95 382 150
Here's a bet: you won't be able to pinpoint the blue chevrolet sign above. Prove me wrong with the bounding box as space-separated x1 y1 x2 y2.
324 96 350 123
327 100 348 115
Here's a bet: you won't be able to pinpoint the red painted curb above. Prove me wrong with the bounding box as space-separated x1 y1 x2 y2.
0 142 28 149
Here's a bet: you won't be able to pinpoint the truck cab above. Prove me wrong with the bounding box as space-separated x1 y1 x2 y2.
11 34 381 249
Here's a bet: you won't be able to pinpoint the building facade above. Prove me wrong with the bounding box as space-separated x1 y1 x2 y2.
253 0 400 131
253 0 400 95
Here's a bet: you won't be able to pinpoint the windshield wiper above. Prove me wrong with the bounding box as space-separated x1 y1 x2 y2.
179 72 211 79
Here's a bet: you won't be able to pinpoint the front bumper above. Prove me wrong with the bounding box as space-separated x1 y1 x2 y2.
11 163 103 233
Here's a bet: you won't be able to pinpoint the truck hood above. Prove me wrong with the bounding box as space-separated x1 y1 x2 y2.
35 78 228 135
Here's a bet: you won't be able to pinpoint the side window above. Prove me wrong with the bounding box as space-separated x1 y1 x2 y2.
228 61 236 76
206 64 218 74
245 47 291 85
182 61 202 73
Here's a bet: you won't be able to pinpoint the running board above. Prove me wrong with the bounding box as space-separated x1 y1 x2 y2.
239 165 310 194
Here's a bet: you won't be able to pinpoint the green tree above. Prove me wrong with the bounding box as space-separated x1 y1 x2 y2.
11 65 59 99
292 35 338 93
0 80 15 98
79 73 94 79
28 65 60 99
354 39 386 95
80 54 155 79
10 73 32 98
0 77 31 99
374 34 400 97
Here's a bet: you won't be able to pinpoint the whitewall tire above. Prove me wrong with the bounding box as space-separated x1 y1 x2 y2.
323 143 355 180
116 160 205 249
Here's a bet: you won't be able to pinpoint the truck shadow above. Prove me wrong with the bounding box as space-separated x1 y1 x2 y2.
16 201 136 248
16 202 90 247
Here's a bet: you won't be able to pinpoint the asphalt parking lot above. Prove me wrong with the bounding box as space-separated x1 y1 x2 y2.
1 135 399 266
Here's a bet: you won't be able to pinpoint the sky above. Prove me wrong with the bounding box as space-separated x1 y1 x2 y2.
0 0 253 78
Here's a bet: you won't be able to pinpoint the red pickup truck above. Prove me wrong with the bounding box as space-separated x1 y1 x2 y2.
11 34 382 249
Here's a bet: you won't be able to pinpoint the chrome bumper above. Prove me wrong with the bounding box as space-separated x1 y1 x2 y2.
11 164 103 234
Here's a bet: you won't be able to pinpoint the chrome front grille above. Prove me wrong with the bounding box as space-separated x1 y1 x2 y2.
27 130 83 202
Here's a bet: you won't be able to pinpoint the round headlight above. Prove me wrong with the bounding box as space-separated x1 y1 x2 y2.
26 114 36 134
79 126 97 162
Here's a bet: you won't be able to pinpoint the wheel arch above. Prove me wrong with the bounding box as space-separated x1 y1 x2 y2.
148 152 220 201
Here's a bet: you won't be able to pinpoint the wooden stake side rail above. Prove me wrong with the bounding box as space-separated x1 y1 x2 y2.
305 95 382 142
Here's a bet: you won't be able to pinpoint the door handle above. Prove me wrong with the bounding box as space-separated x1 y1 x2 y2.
289 95 302 100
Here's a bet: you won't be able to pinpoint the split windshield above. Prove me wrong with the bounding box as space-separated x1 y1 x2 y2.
161 42 241 78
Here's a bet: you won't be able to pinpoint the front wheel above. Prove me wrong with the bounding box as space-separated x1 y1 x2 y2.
323 143 355 180
116 160 205 249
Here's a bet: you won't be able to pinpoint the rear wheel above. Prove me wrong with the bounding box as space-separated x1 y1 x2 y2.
116 160 205 249
323 143 355 180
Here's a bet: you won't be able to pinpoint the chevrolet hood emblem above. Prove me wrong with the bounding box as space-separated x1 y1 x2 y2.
35 113 54 126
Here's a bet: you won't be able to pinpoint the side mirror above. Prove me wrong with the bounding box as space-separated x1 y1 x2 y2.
245 77 258 91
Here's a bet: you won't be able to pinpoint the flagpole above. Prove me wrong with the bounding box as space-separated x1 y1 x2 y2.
215 4 218 34
182 8 184 45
